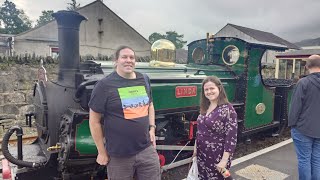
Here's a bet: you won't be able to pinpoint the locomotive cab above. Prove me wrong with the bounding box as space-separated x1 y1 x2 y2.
187 36 292 137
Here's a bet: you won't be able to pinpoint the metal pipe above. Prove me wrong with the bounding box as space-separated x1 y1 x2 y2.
161 157 192 171
2 126 41 168
16 127 23 161
156 145 194 151
52 11 87 88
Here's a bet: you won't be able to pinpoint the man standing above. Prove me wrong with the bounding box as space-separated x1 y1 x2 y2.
289 54 320 180
89 46 160 180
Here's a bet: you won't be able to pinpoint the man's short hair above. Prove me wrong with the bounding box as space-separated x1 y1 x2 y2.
306 54 320 69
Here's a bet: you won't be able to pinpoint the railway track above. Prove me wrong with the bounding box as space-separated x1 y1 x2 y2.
0 135 38 153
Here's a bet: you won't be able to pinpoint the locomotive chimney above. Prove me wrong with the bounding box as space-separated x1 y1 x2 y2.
52 11 87 87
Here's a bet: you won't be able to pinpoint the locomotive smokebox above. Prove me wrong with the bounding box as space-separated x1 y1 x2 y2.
52 11 87 87
32 11 87 150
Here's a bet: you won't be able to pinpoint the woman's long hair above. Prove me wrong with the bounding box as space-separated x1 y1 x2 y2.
200 76 229 115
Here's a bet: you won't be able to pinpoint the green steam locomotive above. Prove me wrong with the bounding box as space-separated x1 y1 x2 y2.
1 10 300 179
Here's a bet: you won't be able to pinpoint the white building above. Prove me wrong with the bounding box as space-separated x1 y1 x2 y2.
11 0 151 58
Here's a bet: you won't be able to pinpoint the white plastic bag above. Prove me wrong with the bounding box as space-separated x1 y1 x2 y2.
187 157 199 180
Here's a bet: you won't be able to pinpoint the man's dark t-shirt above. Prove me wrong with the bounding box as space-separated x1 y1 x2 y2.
88 71 152 157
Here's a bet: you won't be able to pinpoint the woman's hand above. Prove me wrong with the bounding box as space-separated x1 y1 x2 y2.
192 141 197 157
192 150 197 158
215 159 227 173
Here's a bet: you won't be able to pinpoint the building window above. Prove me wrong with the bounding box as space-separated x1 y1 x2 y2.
50 47 59 58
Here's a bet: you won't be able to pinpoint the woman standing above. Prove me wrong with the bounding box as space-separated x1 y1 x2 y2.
193 76 238 180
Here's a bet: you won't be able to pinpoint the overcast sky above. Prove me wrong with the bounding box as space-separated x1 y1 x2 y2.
7 0 320 43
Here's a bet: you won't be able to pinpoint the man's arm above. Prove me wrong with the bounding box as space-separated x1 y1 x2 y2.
89 108 109 165
288 82 305 127
148 102 156 148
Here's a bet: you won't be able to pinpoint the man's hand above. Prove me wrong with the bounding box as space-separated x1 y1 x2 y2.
149 129 156 148
96 152 109 165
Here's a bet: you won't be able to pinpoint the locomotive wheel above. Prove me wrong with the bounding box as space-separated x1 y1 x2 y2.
57 114 71 172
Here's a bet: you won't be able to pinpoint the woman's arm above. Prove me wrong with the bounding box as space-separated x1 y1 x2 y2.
223 106 238 154
216 106 238 170
216 152 231 171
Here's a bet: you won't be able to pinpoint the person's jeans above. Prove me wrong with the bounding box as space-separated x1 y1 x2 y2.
107 145 160 180
291 128 320 180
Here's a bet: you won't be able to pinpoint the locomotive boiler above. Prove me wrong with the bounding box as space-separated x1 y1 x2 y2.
1 10 298 180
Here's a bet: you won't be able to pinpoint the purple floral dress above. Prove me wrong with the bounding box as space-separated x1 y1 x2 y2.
196 103 238 180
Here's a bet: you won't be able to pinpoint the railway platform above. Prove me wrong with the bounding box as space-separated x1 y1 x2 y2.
230 139 298 180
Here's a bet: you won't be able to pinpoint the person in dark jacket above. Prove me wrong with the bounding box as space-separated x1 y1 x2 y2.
288 54 320 180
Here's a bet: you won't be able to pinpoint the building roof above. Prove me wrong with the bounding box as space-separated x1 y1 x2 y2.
276 49 320 59
15 0 150 44
0 34 15 37
216 23 300 49
77 0 150 44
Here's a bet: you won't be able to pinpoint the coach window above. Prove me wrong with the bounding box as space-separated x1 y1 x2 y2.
222 45 240 65
300 60 307 76
286 60 293 79
277 59 287 79
294 60 301 79
278 59 308 79
192 47 205 64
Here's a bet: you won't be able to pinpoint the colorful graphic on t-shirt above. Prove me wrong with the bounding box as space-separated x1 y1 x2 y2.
118 86 149 119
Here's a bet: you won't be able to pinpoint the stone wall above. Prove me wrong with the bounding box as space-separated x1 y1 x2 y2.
0 64 57 135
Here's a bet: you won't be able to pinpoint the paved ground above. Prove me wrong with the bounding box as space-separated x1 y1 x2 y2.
1 138 298 180
230 139 298 180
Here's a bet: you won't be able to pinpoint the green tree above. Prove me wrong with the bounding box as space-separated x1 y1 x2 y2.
67 0 81 11
148 31 187 49
148 32 165 44
36 10 54 27
0 0 32 34
165 31 187 49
